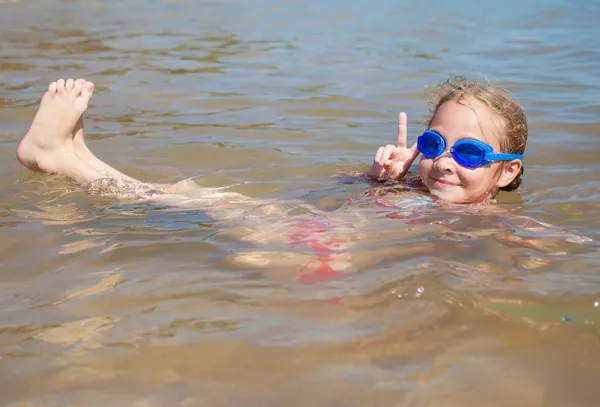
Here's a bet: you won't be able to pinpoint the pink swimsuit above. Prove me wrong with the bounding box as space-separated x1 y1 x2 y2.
288 218 348 282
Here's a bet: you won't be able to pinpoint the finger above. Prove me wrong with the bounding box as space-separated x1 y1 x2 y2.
383 160 401 179
379 144 397 165
368 165 383 180
408 142 419 160
397 112 408 149
375 146 385 163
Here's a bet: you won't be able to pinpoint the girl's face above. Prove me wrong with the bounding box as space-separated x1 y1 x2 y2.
419 98 522 204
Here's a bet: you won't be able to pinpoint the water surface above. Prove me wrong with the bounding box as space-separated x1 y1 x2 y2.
1 0 600 405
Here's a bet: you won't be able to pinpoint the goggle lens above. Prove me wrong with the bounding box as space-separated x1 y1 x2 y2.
417 132 444 158
453 142 485 167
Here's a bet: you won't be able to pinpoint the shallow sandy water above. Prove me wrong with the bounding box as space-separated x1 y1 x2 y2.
1 0 600 405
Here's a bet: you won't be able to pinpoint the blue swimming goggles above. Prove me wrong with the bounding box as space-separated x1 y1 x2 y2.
417 130 524 169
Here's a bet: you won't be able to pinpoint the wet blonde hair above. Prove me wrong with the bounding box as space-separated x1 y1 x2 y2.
426 76 528 192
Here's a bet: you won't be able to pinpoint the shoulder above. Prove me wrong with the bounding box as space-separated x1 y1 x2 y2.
371 190 435 210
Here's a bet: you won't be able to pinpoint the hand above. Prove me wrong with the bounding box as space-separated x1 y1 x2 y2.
368 112 420 182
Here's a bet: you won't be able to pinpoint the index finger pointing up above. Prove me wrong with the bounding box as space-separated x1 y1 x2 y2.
397 112 408 149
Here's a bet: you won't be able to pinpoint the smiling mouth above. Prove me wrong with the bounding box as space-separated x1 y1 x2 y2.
430 176 459 187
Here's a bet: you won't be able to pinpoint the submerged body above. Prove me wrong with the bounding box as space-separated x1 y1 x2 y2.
15 77 577 282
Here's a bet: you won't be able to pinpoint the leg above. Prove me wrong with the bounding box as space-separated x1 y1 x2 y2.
72 116 136 181
16 79 291 219
17 78 177 189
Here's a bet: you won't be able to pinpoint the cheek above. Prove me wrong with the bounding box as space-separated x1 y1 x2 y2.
456 166 498 189
419 157 431 177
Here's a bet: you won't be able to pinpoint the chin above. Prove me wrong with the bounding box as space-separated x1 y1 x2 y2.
427 187 465 204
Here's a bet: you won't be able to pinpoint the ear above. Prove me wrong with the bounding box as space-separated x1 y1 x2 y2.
496 159 522 188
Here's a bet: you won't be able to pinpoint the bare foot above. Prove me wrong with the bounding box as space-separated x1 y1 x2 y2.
17 78 94 173
72 116 95 169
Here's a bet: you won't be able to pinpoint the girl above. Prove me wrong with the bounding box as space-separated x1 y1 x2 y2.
367 76 526 204
15 76 529 281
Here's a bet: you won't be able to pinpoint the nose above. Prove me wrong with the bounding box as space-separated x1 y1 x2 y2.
432 152 455 173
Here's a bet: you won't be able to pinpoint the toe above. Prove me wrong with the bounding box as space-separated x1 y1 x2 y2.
48 82 58 93
73 78 86 95
77 81 95 109
83 81 95 95
56 79 66 92
65 78 75 92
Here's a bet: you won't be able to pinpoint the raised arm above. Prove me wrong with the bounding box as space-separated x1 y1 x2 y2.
367 112 420 182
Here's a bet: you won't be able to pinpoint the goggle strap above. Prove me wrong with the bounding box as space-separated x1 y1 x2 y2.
489 153 523 161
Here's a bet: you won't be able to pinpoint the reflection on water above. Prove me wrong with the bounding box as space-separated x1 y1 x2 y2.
1 0 600 405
